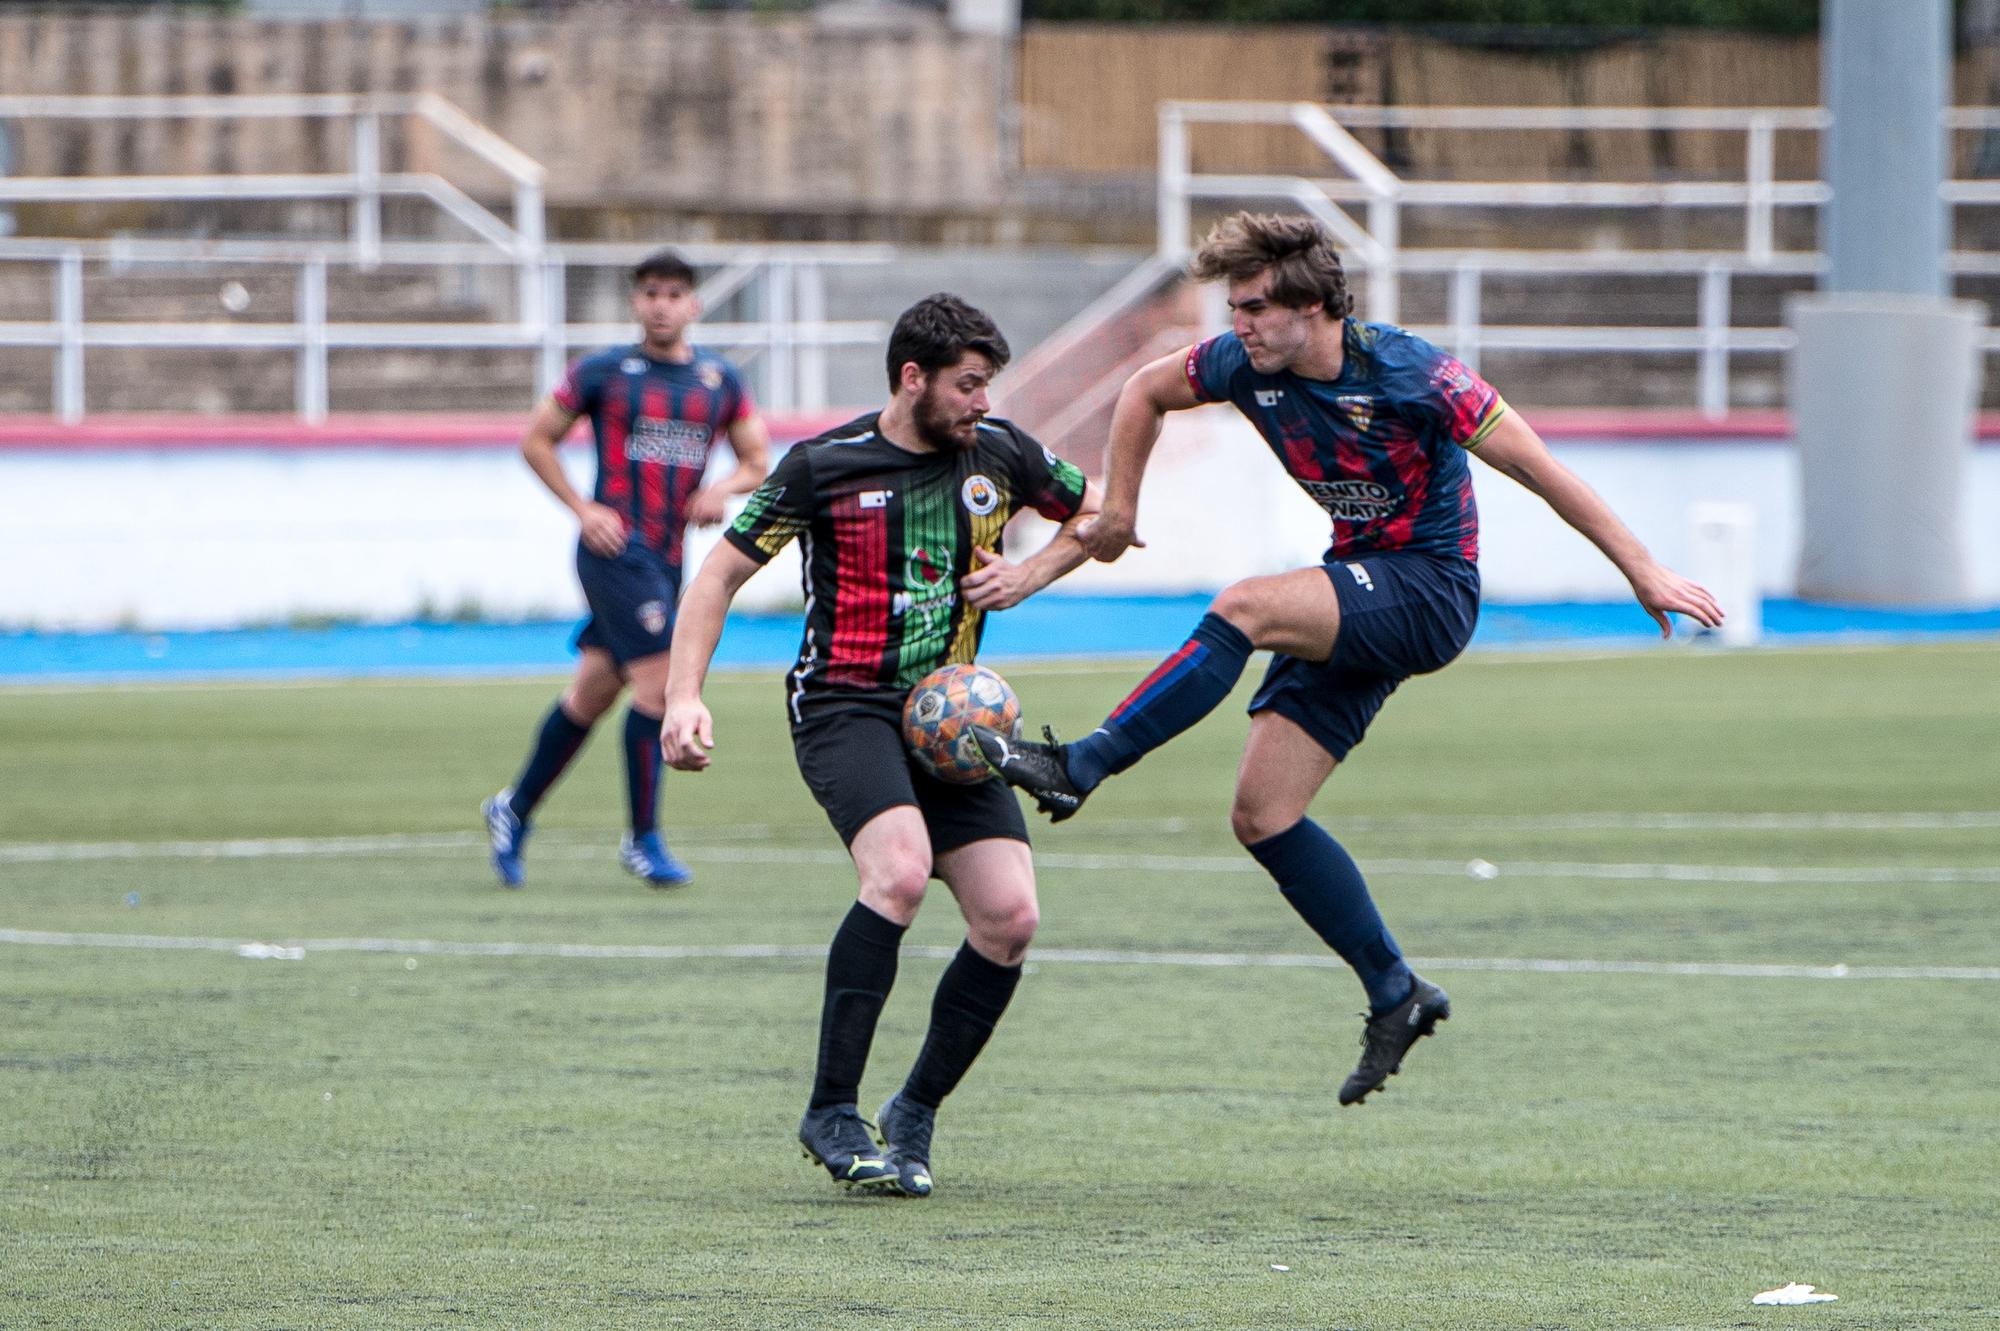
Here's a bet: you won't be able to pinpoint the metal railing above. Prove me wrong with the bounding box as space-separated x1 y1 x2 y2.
1152 101 2000 416
0 238 892 421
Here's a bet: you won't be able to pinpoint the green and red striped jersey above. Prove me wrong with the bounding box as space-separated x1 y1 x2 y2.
724 412 1087 721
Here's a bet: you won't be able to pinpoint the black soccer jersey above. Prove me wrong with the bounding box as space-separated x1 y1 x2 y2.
725 412 1086 720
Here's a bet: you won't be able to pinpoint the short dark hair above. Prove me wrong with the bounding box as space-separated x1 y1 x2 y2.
632 249 696 288
885 293 1010 391
1189 211 1353 320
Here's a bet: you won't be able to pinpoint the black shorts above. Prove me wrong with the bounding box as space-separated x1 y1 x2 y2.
1248 550 1480 762
792 700 1029 860
572 542 680 666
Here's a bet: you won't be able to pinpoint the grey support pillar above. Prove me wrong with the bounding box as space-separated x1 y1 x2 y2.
1792 0 1980 603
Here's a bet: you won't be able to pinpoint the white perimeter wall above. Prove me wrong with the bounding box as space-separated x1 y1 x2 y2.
5 407 1999 630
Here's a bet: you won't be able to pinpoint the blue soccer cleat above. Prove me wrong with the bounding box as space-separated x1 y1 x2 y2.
620 830 692 888
482 789 530 889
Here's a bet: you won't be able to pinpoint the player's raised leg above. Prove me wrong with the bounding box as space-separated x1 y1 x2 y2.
484 646 623 887
798 806 930 1192
616 650 690 886
1232 710 1447 1105
876 836 1037 1199
978 566 1339 820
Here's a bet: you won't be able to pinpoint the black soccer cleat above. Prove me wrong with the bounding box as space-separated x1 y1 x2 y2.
970 723 1087 823
798 1105 901 1192
874 1092 936 1199
1339 975 1451 1106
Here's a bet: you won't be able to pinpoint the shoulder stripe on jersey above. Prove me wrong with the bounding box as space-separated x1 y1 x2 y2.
1462 398 1509 451
830 430 876 445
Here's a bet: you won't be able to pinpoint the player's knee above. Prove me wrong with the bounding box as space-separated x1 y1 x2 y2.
859 858 932 919
1209 581 1270 643
1230 797 1296 848
971 898 1038 964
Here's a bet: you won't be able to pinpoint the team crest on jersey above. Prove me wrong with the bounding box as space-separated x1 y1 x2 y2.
636 600 669 635
698 364 723 391
621 357 647 375
1335 394 1375 433
961 474 1000 516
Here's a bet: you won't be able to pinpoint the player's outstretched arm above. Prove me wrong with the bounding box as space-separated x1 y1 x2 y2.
1473 411 1724 637
661 540 763 770
961 480 1105 611
521 396 627 556
1088 351 1202 562
687 411 773 527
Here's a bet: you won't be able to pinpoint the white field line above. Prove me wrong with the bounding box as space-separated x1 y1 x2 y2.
0 927 1993 983
4 827 1997 884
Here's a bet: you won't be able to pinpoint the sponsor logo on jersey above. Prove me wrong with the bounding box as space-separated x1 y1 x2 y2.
1346 562 1375 591
961 474 1000 515
698 364 724 390
1298 478 1396 522
894 546 958 623
859 489 892 509
625 417 714 468
621 357 647 375
636 600 669 635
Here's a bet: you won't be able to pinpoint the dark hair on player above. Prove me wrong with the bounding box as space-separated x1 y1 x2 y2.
885 293 1011 391
1189 211 1353 320
631 249 697 288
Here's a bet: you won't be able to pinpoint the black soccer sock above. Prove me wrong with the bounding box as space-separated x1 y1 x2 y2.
508 700 593 820
900 941 1023 1112
809 902 908 1111
622 706 664 837
1066 613 1255 791
1248 818 1415 1015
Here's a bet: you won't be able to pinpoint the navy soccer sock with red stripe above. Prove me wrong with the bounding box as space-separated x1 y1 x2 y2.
623 706 664 836
811 902 908 1111
1065 612 1254 792
509 700 592 820
1248 818 1415 1015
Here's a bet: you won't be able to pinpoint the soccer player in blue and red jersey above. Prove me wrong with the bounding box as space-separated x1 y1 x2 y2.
483 249 770 889
980 212 1722 1105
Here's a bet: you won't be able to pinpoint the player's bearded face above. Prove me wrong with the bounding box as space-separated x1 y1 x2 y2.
914 353 996 452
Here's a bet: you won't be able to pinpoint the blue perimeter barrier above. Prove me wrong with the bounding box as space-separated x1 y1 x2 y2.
4 596 1998 685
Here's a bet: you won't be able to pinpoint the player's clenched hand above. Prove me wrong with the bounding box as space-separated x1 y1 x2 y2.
577 501 628 557
660 699 715 771
1078 509 1145 563
685 486 729 528
1628 560 1725 638
960 545 1037 611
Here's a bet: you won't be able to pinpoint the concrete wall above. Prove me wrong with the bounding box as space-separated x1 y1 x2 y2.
6 422 1998 631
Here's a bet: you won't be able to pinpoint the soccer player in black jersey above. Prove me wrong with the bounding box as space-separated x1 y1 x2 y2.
660 294 1101 1197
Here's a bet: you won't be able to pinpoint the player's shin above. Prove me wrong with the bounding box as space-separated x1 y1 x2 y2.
1247 818 1415 1015
1066 613 1254 790
899 940 1023 1110
809 902 908 1110
510 699 593 818
622 705 664 834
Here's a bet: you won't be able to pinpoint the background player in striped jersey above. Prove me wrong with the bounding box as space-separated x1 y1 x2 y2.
483 250 770 889
980 212 1722 1106
659 294 1101 1197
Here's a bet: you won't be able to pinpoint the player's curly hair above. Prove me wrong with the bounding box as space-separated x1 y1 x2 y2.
886 293 1011 390
1189 212 1353 320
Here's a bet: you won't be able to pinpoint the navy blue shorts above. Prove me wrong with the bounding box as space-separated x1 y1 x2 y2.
572 542 680 666
1248 551 1479 762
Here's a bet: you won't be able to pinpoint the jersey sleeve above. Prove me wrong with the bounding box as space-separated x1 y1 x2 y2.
550 355 599 416
723 442 812 564
720 361 756 426
1184 334 1250 405
1008 430 1088 523
1382 335 1507 451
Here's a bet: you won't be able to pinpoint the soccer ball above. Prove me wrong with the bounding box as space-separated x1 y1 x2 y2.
901 663 1021 785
